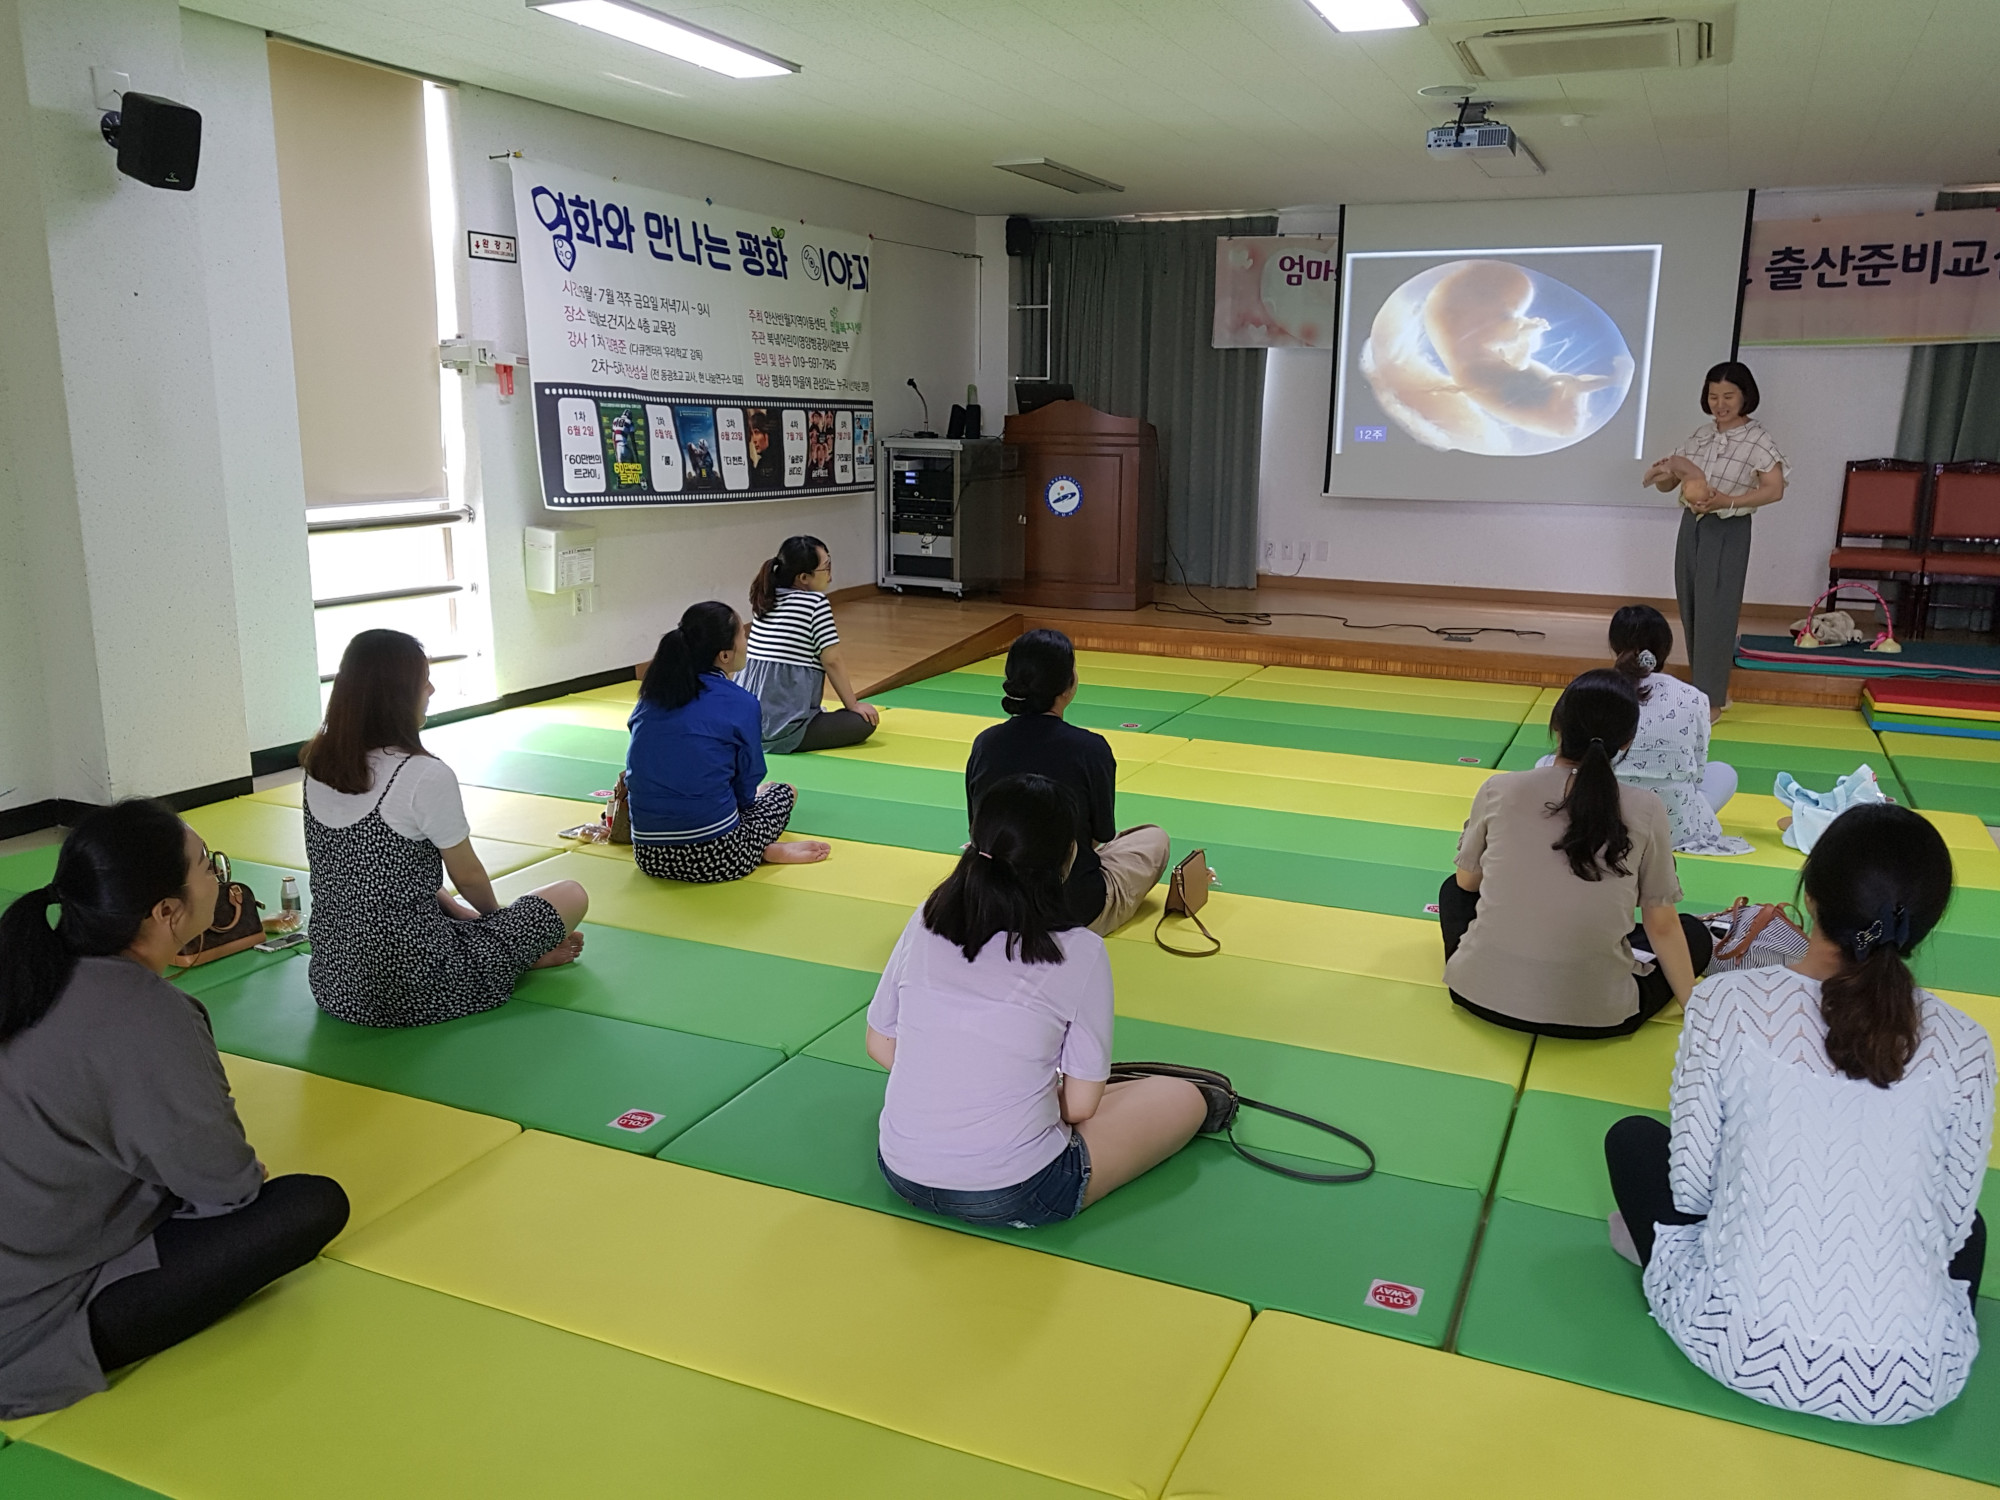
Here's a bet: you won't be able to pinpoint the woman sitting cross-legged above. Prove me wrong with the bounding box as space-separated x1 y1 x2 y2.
964 629 1170 937
740 534 878 754
1583 605 1750 857
1439 668 1713 1038
0 801 349 1418
1605 803 1991 1426
867 773 1206 1228
627 600 831 882
303 629 588 1028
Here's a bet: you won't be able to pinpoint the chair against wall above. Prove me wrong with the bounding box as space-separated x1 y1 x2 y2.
1826 459 1930 638
1921 461 2000 636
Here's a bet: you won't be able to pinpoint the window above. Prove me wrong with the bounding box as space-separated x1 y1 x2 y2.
288 72 493 710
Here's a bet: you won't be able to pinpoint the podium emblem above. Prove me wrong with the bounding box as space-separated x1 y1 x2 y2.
1044 475 1082 517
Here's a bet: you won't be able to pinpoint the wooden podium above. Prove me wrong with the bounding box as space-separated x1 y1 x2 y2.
1002 400 1157 610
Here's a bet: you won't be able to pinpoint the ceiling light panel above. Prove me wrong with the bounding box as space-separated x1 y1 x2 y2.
529 0 799 79
1304 0 1426 33
994 157 1125 194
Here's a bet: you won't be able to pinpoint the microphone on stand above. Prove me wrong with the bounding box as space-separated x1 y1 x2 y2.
908 378 937 437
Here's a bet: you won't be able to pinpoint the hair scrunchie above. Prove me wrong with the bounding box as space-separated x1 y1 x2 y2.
1848 903 1911 961
1636 649 1658 673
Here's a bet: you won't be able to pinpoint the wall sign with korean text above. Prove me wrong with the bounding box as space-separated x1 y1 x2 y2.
511 159 875 508
1740 208 2000 346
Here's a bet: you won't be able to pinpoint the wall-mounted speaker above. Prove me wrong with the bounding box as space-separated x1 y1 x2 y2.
1005 215 1032 258
100 93 202 191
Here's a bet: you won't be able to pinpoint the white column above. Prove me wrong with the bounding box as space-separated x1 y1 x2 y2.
0 0 254 804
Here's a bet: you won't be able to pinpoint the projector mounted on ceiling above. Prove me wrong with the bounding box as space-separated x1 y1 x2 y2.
1426 100 1543 177
994 158 1125 195
1439 7 1730 80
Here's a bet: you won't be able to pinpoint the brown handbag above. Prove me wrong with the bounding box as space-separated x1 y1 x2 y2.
170 881 266 968
1154 848 1220 957
607 771 631 845
560 772 632 845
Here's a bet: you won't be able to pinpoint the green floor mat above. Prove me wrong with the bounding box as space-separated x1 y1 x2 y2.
1887 753 2000 790
657 1054 1481 1348
432 745 622 801
1707 742 1905 801
791 788 971 857
870 683 1190 733
1457 1197 2000 1486
423 715 627 764
1493 1090 1662 1221
1902 781 2000 822
0 844 58 891
889 670 1212 720
802 1012 1512 1191
513 921 876 1054
1152 705 1512 768
198 958 781 1154
0 1445 166 1498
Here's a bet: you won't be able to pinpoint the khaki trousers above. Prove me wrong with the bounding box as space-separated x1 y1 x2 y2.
1087 825 1172 936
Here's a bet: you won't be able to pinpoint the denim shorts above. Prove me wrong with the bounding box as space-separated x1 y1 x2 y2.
878 1134 1091 1229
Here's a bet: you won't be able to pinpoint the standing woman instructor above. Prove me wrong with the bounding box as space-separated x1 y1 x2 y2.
1642 361 1787 718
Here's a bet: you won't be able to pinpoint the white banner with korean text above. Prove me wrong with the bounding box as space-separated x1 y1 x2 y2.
1213 235 1338 348
510 159 874 507
1740 208 2000 346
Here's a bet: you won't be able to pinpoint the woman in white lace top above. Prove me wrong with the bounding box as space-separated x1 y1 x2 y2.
1604 804 1992 1425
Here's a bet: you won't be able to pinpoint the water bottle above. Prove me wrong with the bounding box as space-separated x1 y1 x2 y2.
280 876 302 932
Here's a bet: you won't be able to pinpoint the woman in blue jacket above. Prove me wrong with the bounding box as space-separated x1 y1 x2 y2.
626 601 831 883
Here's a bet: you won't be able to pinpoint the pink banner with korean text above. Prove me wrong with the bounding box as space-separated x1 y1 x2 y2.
1741 208 2000 346
1213 235 1338 348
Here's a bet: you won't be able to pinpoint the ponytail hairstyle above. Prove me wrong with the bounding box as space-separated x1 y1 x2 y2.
640 601 742 712
923 773 1076 965
1545 669 1642 882
1001 629 1077 716
1801 803 1952 1089
1607 605 1674 703
0 800 192 1044
300 629 431 794
749 534 828 619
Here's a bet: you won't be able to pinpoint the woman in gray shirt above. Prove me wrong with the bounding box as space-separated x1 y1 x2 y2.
0 801 347 1418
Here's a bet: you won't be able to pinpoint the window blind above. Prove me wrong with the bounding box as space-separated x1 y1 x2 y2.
268 40 444 506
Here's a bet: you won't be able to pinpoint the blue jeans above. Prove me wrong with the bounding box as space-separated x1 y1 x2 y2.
878 1134 1091 1229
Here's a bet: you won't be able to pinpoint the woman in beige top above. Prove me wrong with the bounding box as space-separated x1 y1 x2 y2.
1437 669 1712 1038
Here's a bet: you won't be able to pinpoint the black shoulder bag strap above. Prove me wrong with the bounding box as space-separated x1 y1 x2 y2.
1106 1061 1376 1184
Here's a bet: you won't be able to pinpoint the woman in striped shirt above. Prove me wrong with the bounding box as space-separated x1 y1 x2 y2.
741 535 879 754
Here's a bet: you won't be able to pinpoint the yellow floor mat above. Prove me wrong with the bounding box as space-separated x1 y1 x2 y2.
1162 1311 1986 1499
332 1131 1249 1500
222 1054 517 1245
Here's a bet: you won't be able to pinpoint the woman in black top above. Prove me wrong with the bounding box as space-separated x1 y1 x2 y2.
963 630 1170 935
0 801 348 1417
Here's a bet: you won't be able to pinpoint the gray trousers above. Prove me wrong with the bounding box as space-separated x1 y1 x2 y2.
1674 510 1753 707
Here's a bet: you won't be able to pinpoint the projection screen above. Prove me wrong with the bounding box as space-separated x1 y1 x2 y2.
1325 191 1751 506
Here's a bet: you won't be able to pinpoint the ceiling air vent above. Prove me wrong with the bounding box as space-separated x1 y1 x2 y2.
1454 16 1714 79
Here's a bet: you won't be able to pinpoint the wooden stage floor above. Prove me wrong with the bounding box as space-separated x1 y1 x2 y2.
836 580 1838 708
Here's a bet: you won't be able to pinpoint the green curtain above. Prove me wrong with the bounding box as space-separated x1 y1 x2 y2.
1895 191 2000 463
1028 216 1274 588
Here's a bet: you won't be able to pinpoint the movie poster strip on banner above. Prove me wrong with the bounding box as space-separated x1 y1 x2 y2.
510 159 874 508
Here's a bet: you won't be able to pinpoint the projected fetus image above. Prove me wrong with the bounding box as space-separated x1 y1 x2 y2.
1360 259 1635 456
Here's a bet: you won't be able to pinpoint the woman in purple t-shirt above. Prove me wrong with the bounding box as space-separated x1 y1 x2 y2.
866 774 1206 1228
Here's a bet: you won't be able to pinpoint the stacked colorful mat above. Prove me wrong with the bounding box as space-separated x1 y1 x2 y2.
1 651 1997 1498
1865 680 2000 825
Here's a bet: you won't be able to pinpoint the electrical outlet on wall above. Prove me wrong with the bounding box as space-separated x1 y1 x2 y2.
572 584 599 615
1262 540 1276 566
1281 542 1295 564
1313 540 1329 563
